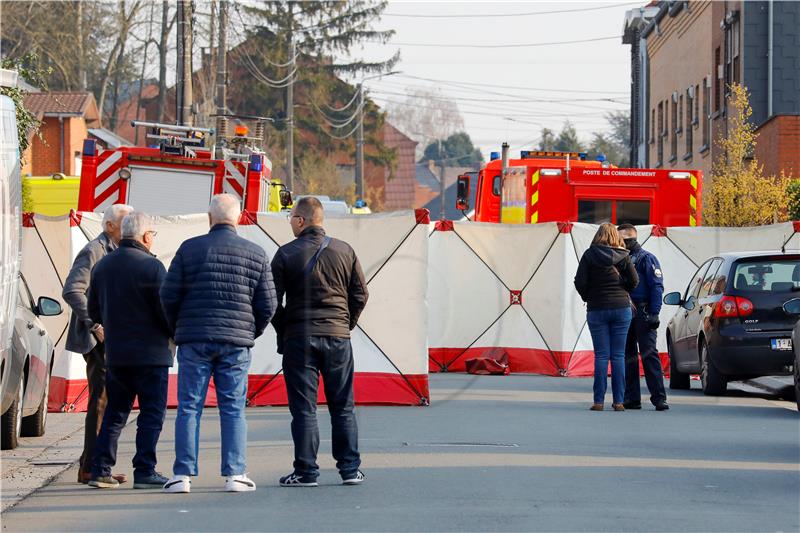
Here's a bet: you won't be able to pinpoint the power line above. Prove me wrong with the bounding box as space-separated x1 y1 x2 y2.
369 88 628 105
371 35 621 49
374 74 628 96
383 2 640 18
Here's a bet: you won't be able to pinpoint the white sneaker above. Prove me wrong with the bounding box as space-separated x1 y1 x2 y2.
163 475 191 493
225 474 256 492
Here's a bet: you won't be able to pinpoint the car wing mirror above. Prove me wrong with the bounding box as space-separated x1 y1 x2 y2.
683 296 696 311
663 291 682 306
455 174 470 211
279 189 293 209
37 296 63 317
782 298 800 315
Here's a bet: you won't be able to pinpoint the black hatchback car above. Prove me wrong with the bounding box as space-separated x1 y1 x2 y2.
663 251 800 395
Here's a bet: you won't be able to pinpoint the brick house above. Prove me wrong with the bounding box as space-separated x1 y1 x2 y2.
22 92 100 177
624 1 800 180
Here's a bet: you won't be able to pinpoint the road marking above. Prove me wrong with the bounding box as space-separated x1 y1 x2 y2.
362 452 800 473
431 388 793 409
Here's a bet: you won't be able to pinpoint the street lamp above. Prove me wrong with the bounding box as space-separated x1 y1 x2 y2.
355 71 401 201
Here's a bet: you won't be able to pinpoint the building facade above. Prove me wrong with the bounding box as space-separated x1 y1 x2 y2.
624 0 800 181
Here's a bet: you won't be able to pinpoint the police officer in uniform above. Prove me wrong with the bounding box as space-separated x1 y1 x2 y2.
617 223 669 411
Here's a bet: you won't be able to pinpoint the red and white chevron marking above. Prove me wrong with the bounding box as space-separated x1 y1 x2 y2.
93 150 124 212
223 160 246 199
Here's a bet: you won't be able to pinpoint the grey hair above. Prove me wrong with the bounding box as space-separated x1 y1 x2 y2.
121 212 153 240
209 194 241 225
102 203 133 227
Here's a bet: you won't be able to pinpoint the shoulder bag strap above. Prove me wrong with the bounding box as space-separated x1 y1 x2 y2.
303 236 331 277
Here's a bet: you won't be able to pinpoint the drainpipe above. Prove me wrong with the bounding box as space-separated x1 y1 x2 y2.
767 0 773 117
59 116 65 174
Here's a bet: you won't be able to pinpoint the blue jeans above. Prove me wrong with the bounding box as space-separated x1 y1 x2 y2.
173 343 251 477
587 307 633 405
282 335 360 479
92 366 168 480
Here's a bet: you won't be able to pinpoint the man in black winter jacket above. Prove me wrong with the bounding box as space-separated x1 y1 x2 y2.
87 212 172 489
271 196 369 487
160 194 276 494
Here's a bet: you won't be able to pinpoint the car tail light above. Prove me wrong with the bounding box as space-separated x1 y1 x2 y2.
714 295 754 318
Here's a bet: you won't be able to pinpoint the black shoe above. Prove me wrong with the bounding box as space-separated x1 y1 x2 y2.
655 401 670 411
134 472 169 489
279 472 318 487
342 470 365 485
622 401 642 410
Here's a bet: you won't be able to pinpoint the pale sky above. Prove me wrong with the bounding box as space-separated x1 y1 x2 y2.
347 0 640 160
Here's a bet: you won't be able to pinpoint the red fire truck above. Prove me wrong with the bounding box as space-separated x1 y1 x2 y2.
456 146 702 227
78 119 291 215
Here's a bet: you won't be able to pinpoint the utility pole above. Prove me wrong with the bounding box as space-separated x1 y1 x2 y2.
355 83 364 200
438 138 446 220
285 6 295 190
176 0 193 126
215 0 227 116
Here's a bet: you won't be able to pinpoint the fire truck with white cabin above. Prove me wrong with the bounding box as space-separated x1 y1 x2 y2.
456 143 702 227
78 116 292 215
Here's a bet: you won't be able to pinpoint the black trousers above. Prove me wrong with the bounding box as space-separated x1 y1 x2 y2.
282 335 360 479
624 308 667 405
91 366 168 480
79 344 107 478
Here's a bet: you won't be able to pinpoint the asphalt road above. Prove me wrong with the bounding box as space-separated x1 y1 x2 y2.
2 375 798 532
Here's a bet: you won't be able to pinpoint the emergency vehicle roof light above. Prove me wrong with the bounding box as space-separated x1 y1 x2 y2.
521 150 588 160
669 171 691 179
490 151 500 161
82 139 97 157
249 153 263 172
596 154 606 162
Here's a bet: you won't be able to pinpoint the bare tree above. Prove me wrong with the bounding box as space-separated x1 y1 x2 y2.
386 86 465 160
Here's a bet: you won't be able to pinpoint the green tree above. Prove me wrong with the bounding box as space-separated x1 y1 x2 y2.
421 132 483 168
538 128 556 151
787 181 800 221
554 121 583 152
232 1 398 191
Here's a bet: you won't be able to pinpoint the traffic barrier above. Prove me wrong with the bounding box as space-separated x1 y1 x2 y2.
428 220 800 375
23 209 430 412
21 210 800 409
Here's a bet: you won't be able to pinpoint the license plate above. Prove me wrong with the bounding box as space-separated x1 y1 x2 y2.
771 338 793 351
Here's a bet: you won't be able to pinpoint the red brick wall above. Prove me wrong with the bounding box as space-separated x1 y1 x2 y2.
25 117 86 176
755 115 800 177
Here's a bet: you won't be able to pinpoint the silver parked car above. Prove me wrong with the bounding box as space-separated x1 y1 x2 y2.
1 274 62 449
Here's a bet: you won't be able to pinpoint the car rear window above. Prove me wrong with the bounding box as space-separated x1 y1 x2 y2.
733 259 800 293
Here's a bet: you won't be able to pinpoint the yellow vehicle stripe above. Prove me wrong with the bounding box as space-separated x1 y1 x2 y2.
689 214 697 227
532 170 539 186
689 195 696 210
530 212 538 224
690 174 697 190
531 191 539 207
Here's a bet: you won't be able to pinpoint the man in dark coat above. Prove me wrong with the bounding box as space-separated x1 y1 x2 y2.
271 196 369 487
161 194 277 494
87 212 173 489
63 203 132 484
618 223 669 411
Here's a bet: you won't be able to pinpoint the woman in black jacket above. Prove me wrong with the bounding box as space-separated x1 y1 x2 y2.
574 223 639 411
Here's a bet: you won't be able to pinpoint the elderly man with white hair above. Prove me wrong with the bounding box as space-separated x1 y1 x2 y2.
63 203 133 485
161 194 277 493
86 212 173 489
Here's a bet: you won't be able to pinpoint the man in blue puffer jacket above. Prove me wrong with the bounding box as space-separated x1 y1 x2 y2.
160 194 277 494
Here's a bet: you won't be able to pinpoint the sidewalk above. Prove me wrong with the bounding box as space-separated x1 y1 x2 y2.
1 412 85 513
